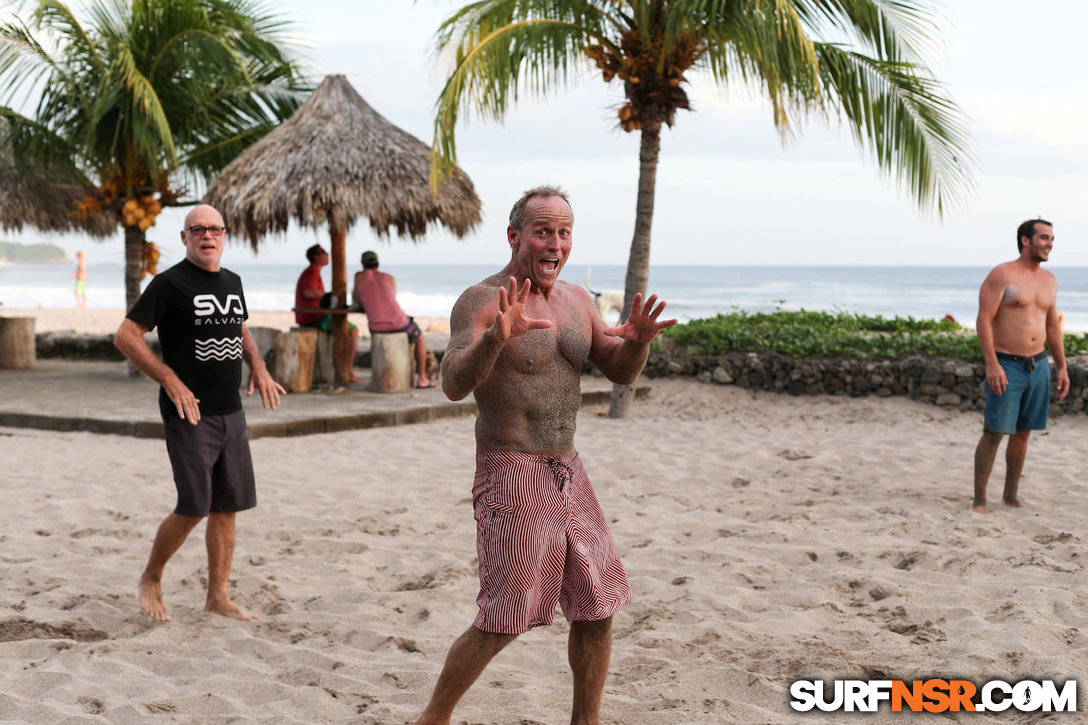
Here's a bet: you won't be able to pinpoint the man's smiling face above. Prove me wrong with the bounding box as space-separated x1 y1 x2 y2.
508 194 573 293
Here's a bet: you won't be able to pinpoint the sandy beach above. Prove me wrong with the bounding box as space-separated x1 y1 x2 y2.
2 311 1087 723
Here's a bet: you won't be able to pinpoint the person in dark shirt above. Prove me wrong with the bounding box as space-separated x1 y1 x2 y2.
114 204 284 622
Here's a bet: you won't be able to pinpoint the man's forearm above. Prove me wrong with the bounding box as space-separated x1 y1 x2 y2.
598 340 651 386
114 327 180 388
441 328 505 400
976 318 999 366
242 326 268 373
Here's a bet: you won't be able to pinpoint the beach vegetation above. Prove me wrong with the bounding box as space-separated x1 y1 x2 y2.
427 0 975 416
0 0 309 310
0 239 67 263
662 309 1088 360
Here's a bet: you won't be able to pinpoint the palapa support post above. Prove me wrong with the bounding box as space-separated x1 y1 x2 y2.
0 316 36 369
329 221 353 385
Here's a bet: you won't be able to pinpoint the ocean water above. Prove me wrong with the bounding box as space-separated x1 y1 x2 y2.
5 262 1088 332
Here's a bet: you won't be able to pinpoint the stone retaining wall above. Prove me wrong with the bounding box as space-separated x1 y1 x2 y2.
641 349 1088 417
36 332 130 361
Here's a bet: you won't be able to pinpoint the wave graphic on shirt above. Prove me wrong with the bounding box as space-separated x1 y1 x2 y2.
195 336 243 361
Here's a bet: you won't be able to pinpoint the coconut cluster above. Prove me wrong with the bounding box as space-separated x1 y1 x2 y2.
122 195 163 231
140 241 160 280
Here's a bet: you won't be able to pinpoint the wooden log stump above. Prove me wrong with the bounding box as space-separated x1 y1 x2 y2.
369 332 411 393
242 327 281 387
0 316 36 369
273 329 317 393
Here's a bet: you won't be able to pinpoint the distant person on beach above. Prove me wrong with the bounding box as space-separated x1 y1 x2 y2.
72 251 86 309
972 218 1068 513
352 250 433 388
294 244 360 383
114 204 285 622
412 186 676 724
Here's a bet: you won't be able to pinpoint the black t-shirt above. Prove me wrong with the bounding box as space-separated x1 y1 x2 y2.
126 259 248 419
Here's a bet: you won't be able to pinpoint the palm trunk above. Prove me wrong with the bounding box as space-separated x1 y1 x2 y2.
608 117 662 418
123 223 146 377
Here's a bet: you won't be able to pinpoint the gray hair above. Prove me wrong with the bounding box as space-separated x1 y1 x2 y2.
508 185 571 231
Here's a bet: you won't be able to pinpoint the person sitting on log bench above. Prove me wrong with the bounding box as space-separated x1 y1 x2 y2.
352 250 433 388
294 243 360 384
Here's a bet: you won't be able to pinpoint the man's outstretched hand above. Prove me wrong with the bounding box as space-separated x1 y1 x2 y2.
492 277 552 342
604 293 678 344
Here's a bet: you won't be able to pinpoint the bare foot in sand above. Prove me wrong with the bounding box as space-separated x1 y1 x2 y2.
205 596 260 622
139 575 171 621
970 504 989 514
1003 497 1024 508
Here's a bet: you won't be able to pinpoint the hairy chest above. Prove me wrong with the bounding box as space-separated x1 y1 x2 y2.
501 310 592 375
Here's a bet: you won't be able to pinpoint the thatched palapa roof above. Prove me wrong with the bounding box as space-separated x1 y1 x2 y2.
0 119 116 238
204 74 481 249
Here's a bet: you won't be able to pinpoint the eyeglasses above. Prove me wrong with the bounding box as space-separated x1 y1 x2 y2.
186 225 228 237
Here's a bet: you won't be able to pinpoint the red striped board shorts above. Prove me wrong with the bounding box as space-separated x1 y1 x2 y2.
472 448 633 635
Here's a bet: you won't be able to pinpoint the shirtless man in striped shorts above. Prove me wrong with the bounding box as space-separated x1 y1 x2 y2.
414 186 676 725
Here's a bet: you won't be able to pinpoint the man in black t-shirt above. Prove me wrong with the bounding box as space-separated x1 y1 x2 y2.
115 204 284 623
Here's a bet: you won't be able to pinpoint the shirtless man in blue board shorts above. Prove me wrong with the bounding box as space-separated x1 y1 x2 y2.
972 218 1069 513
114 204 285 621
413 186 676 725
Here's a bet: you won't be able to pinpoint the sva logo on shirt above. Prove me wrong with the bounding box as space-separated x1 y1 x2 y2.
193 294 244 316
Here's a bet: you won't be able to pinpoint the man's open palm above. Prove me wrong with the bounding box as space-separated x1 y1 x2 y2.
493 277 552 342
604 293 677 344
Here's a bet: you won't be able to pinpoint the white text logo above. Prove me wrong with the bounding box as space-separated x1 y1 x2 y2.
790 679 1076 713
193 294 244 317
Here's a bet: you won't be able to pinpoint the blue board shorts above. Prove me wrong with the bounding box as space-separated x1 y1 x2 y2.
984 352 1050 434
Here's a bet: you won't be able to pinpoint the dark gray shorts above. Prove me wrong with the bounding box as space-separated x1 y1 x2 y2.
372 318 422 345
163 410 256 517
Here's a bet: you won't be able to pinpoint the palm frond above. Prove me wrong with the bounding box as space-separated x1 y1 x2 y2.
0 20 68 108
430 0 618 183
790 0 938 59
814 41 974 214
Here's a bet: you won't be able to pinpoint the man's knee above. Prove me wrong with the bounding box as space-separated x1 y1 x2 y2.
461 626 518 657
470 625 518 642
571 616 613 636
169 512 205 532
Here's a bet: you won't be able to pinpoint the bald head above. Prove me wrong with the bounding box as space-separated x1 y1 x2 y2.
185 204 224 227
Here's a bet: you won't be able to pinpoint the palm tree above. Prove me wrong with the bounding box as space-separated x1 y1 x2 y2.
428 0 974 417
0 0 308 311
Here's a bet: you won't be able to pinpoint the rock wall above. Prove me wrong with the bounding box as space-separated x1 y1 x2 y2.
36 332 130 361
641 349 1088 418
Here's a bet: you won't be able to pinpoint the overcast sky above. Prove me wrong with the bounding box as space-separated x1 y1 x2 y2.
13 0 1088 268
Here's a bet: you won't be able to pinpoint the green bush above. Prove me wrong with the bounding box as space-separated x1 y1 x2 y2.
661 308 1088 361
